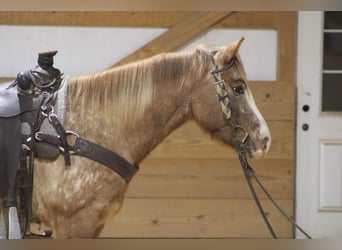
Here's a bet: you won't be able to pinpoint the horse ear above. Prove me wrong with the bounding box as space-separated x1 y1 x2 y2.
216 36 245 65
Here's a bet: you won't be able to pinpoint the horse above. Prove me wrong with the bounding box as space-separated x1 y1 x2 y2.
32 37 271 238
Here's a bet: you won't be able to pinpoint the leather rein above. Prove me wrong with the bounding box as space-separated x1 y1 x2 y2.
210 54 311 239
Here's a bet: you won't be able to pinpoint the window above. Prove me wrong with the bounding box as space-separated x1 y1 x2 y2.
322 11 342 111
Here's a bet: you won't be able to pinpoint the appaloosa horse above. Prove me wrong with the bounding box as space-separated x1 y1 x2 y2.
33 37 271 238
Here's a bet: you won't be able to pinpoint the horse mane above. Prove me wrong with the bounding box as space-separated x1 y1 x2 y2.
67 46 212 130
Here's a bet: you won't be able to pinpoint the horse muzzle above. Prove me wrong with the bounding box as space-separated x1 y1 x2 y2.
250 135 271 159
238 134 271 159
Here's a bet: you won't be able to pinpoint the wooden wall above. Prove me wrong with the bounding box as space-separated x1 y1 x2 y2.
0 12 297 238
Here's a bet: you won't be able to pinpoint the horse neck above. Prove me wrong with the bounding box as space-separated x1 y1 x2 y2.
67 50 209 165
127 84 193 164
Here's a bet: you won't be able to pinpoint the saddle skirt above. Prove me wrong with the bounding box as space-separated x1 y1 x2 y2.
0 81 25 200
0 114 20 201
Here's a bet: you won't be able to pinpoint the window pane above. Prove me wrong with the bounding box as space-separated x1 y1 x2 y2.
324 11 342 30
323 33 342 70
322 74 342 111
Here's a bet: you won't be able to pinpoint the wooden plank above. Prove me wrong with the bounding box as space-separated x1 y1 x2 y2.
127 158 293 199
277 12 297 83
148 120 294 160
216 12 279 29
0 78 14 83
100 198 293 238
249 82 295 121
111 11 234 67
0 11 188 27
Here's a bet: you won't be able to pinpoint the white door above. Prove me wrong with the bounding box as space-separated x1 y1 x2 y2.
296 11 342 238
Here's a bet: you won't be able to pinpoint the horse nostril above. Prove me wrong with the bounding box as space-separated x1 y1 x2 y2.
263 137 269 151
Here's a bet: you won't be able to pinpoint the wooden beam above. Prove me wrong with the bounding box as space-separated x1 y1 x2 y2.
216 11 279 29
277 12 297 83
0 11 189 27
0 78 14 83
111 11 234 67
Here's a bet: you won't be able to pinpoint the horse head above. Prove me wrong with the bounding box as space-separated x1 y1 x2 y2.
191 37 271 158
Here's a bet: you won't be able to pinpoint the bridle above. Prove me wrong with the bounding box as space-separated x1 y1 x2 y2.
210 54 249 145
210 53 311 239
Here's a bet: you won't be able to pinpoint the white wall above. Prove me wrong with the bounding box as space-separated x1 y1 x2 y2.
183 29 277 81
0 25 277 81
0 25 166 77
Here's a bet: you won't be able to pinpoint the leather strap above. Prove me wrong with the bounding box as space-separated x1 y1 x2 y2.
35 132 139 183
47 114 71 166
237 142 312 239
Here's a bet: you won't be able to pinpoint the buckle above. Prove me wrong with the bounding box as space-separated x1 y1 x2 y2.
58 130 80 154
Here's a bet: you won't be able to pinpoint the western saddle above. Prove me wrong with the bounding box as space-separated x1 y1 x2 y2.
0 51 63 239
0 51 139 239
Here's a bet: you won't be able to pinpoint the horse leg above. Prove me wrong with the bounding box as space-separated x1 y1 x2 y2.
52 199 123 239
52 211 100 239
93 223 105 238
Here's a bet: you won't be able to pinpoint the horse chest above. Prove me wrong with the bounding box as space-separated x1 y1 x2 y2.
35 158 126 212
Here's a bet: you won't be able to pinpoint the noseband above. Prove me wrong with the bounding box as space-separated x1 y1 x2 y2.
210 54 249 146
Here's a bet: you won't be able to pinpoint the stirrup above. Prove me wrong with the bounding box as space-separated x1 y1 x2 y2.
8 207 22 239
0 207 23 239
0 207 22 239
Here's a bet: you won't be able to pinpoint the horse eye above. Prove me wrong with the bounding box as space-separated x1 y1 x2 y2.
233 85 245 94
